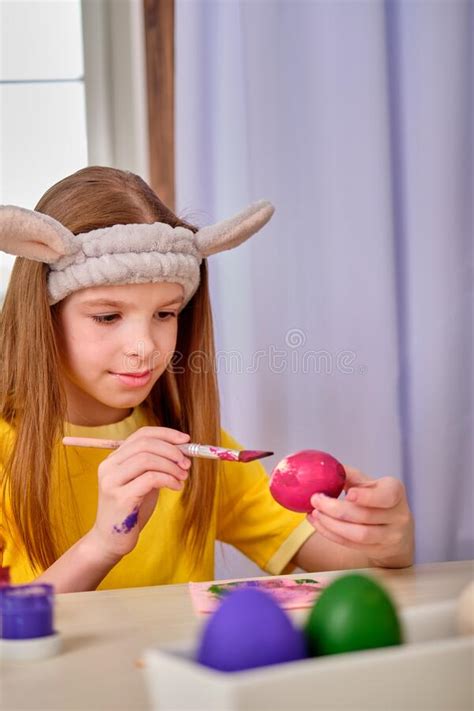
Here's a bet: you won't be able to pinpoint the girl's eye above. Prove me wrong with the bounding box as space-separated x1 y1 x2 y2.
91 314 119 325
90 312 177 325
156 311 177 321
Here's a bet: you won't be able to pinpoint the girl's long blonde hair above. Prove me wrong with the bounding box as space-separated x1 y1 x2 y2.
0 166 220 573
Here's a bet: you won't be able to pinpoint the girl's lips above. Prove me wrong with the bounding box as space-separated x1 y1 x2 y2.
110 370 152 388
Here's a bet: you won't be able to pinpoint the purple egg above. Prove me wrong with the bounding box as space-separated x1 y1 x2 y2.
196 587 307 672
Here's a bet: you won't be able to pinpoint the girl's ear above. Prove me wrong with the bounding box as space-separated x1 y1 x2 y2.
194 200 275 258
0 205 78 263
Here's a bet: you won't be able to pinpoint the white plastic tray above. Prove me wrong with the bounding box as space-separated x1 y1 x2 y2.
142 599 474 710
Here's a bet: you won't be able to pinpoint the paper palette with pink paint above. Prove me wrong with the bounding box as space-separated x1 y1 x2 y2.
189 576 326 614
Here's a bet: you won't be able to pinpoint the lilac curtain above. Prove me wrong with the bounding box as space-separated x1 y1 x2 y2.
176 0 473 576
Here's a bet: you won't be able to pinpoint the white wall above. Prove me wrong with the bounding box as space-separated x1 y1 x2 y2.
0 0 88 296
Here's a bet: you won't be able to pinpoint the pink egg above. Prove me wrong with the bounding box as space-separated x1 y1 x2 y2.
270 450 346 513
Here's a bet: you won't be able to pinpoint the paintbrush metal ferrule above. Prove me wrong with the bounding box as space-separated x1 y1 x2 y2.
179 443 239 461
176 444 273 462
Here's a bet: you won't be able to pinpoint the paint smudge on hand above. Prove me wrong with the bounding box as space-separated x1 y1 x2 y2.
113 507 139 533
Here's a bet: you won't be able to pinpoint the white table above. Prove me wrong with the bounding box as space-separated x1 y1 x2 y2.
2 560 473 710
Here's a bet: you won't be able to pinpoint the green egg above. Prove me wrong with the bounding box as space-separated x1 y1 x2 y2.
305 573 402 656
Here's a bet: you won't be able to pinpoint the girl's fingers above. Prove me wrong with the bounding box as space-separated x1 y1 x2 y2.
125 470 184 501
104 454 189 488
342 466 372 491
123 426 190 445
111 438 191 469
346 477 405 509
311 509 387 546
309 514 381 552
311 493 392 525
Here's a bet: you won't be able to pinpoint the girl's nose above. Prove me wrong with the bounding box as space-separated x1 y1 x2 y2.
123 323 160 366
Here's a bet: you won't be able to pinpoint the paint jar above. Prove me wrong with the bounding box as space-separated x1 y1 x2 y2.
0 566 10 587
0 583 62 660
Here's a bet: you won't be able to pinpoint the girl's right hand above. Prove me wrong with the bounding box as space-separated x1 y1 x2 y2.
88 427 192 561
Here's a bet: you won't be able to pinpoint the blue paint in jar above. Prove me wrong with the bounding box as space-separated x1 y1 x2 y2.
0 584 54 640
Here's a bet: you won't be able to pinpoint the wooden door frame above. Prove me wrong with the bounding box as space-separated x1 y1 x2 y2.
143 0 175 211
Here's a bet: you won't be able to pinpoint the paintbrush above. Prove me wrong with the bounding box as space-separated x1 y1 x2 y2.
62 437 273 463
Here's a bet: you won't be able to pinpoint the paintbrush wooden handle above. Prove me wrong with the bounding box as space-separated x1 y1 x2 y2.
63 436 124 450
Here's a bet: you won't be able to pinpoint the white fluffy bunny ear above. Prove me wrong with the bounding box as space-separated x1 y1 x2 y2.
194 200 275 258
0 205 78 263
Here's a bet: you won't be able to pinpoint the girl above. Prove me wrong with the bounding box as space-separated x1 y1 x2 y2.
0 167 414 593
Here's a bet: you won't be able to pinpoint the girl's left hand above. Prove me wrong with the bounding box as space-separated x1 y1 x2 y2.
309 466 415 568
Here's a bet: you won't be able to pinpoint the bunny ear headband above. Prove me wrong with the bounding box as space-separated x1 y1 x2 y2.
0 201 275 306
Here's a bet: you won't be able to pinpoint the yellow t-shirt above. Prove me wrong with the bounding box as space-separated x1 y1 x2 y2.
0 408 314 588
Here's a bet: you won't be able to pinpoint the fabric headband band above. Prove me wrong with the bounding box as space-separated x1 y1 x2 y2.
0 200 275 306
